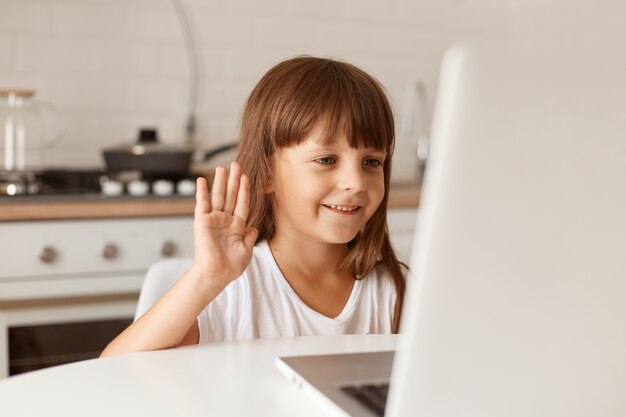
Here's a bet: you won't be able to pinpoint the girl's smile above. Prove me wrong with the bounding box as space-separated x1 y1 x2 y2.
322 204 361 214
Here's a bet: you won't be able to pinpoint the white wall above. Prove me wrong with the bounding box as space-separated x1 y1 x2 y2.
1 0 622 181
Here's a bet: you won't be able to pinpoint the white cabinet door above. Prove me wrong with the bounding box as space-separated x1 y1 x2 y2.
0 217 193 300
0 217 193 279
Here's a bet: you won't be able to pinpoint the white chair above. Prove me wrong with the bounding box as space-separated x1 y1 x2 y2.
134 258 194 321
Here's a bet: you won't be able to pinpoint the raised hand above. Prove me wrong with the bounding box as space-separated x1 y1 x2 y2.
192 162 258 290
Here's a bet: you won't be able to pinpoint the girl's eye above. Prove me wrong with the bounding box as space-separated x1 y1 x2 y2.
363 158 383 167
315 157 336 165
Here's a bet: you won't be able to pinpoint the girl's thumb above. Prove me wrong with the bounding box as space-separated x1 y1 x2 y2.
244 227 259 249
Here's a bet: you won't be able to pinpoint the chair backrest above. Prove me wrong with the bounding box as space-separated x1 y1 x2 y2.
134 258 193 321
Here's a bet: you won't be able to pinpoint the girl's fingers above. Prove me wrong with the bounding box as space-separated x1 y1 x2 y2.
210 166 227 211
195 177 211 215
233 173 251 222
222 162 241 214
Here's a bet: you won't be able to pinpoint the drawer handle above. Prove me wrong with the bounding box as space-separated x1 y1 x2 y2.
102 243 119 260
161 241 177 257
39 246 58 264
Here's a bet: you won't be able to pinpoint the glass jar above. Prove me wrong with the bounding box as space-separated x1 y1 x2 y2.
1 89 60 174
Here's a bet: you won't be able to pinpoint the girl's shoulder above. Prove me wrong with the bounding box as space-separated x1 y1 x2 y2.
369 261 407 279
362 263 395 289
363 261 407 294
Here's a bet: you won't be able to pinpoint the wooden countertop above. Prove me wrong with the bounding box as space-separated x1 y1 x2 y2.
0 184 419 222
388 183 421 208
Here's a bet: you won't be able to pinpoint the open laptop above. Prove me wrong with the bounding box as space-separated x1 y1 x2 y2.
276 40 626 417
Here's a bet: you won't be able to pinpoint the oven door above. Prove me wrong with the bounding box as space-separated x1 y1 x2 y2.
0 296 135 378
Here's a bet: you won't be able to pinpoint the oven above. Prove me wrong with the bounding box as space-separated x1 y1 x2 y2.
0 216 193 378
0 297 135 377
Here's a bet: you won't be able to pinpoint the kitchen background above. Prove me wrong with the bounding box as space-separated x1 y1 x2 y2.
1 0 624 379
1 0 623 182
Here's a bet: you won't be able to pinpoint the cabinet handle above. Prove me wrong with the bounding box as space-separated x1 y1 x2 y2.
39 246 58 264
102 243 119 260
161 241 176 257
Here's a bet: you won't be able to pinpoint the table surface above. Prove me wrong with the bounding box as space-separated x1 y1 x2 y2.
0 334 398 417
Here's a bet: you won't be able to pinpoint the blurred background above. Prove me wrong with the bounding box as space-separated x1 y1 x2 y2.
1 0 623 183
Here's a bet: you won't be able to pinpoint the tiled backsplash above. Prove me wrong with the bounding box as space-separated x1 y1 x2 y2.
0 0 621 182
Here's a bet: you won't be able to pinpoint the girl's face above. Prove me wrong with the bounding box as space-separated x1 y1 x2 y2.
270 127 386 245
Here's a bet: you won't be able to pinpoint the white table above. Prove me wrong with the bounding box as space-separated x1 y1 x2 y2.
0 334 397 417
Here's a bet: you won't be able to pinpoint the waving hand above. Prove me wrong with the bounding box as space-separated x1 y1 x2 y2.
193 162 258 289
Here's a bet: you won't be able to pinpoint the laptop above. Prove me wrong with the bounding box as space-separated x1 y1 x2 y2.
276 40 626 417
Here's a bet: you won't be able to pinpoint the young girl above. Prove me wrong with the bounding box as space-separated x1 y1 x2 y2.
101 56 406 355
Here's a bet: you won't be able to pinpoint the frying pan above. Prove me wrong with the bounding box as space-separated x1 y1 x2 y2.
103 128 237 175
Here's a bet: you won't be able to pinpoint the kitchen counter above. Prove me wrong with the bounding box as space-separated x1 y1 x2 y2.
0 195 195 221
388 182 421 208
0 183 419 221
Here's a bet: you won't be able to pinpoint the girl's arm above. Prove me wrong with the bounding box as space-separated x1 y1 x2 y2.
101 163 258 357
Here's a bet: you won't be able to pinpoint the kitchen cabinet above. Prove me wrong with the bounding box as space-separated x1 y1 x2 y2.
0 216 194 300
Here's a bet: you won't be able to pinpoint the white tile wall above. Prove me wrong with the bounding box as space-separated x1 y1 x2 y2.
0 0 52 35
0 35 15 71
0 0 623 181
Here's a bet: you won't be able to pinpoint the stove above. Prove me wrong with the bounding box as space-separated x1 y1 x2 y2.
0 169 197 198
0 168 197 378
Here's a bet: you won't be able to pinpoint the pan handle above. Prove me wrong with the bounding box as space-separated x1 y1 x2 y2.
202 143 238 161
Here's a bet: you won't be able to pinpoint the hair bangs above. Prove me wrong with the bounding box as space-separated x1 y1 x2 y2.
270 58 394 154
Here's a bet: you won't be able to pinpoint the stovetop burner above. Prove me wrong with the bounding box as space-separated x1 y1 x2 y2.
0 170 39 196
37 169 104 195
0 169 197 198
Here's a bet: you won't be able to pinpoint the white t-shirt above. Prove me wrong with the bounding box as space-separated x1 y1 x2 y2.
197 240 397 343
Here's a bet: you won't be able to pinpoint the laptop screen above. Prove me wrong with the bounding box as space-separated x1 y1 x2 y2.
387 40 626 417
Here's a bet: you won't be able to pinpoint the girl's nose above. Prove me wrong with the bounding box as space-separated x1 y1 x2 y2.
338 164 367 192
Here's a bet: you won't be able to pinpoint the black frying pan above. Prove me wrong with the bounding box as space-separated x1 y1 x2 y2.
103 128 238 175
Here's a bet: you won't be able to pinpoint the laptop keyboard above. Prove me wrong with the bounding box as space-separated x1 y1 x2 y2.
341 383 389 417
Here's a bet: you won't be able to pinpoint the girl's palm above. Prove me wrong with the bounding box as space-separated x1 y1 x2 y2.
193 162 258 288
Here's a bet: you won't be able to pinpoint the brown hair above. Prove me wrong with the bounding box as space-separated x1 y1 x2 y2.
235 56 406 332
